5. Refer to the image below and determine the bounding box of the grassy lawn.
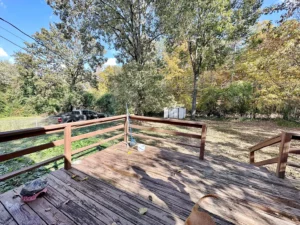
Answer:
[0,120,123,193]
[0,116,46,132]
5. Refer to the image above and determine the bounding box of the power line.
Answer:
[0,34,48,62]
[0,25,27,42]
[0,35,26,51]
[0,17,71,65]
[0,17,37,43]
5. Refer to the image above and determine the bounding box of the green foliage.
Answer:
[96,93,116,115]
[198,81,253,116]
[223,81,253,116]
[109,62,175,115]
[157,0,262,119]
[275,119,300,128]
[12,24,104,114]
[236,20,300,119]
[82,92,96,109]
[198,86,222,116]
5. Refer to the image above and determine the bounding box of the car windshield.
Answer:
[72,111,80,115]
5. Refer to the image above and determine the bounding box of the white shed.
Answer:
[164,107,186,119]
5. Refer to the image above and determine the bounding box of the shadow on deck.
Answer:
[1,142,299,225]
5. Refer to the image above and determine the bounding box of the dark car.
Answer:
[51,110,105,124]
[51,112,72,124]
[71,110,106,122]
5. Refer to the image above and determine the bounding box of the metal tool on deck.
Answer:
[126,104,136,147]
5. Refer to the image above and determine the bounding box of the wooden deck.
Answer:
[1,142,300,225]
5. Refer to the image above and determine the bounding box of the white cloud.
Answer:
[103,58,117,67]
[0,48,8,57]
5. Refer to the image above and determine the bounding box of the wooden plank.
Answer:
[200,124,207,160]
[249,135,282,152]
[98,147,300,199]
[130,115,205,128]
[0,202,17,225]
[0,139,64,163]
[64,125,72,170]
[52,169,181,225]
[276,132,293,178]
[73,151,299,224]
[289,148,300,154]
[0,128,64,143]
[72,118,124,130]
[131,124,202,139]
[287,162,300,168]
[12,186,77,225]
[81,156,300,223]
[46,174,133,225]
[0,114,126,143]
[44,185,105,225]
[102,144,300,200]
[95,147,300,217]
[71,125,124,142]
[72,133,123,155]
[254,157,279,167]
[0,190,46,225]
[250,151,255,163]
[70,114,126,127]
[0,155,64,182]
[132,132,200,148]
[289,132,300,140]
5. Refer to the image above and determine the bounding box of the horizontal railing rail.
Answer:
[0,114,207,182]
[249,131,300,178]
[128,115,207,160]
[0,115,126,182]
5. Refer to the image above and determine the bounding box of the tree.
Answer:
[15,24,104,112]
[157,0,262,119]
[96,93,116,115]
[162,43,193,110]
[109,62,175,115]
[0,61,18,92]
[235,20,300,119]
[264,0,300,22]
[48,0,162,66]
[48,0,166,114]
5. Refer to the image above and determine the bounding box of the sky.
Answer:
[0,0,283,66]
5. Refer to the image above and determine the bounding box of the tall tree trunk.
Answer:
[191,72,198,120]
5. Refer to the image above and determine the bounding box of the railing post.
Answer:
[199,125,207,160]
[250,151,255,164]
[276,132,292,179]
[64,125,72,170]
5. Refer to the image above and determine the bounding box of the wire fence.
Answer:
[0,117,55,132]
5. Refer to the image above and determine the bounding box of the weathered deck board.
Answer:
[79,148,300,220]
[0,202,17,225]
[0,142,299,225]
[72,142,300,225]
[0,190,47,225]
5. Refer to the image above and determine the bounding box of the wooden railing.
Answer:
[128,115,207,160]
[249,131,300,178]
[0,115,126,182]
[0,114,207,182]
